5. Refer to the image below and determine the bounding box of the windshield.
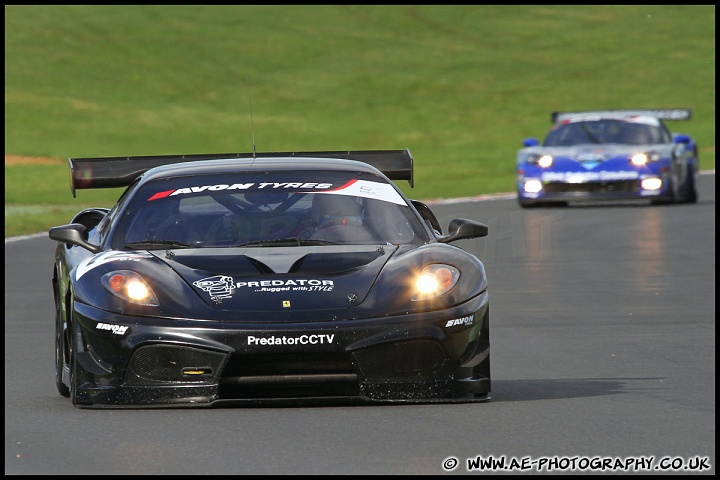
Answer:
[543,119,671,147]
[113,170,429,248]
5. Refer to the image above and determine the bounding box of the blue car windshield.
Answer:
[113,170,430,248]
[543,119,671,147]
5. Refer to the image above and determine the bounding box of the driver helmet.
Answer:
[311,193,364,227]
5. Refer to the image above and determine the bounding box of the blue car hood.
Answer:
[525,143,669,162]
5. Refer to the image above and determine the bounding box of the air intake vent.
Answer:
[125,344,228,386]
[353,340,450,380]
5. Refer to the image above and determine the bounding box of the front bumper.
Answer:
[517,178,672,204]
[517,165,673,204]
[71,292,490,408]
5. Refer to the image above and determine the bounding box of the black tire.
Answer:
[68,295,80,406]
[684,166,698,204]
[651,177,676,205]
[54,285,70,397]
[69,337,79,406]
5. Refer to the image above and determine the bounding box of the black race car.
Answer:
[49,149,491,408]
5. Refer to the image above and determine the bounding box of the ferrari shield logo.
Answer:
[282,300,291,308]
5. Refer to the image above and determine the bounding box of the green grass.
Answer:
[5,5,715,238]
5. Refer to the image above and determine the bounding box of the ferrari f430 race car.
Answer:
[516,109,699,207]
[49,149,491,408]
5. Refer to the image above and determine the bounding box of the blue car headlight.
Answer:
[631,150,662,166]
[526,153,553,167]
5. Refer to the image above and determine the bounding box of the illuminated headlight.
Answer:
[631,151,661,166]
[102,270,159,306]
[641,178,663,191]
[631,153,648,166]
[412,264,460,300]
[523,179,543,193]
[527,154,553,167]
[537,155,553,168]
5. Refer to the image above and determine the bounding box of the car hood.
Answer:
[523,144,666,161]
[150,245,397,311]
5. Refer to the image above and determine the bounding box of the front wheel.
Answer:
[683,166,698,204]
[68,295,81,406]
[69,332,79,406]
[651,177,676,205]
[54,286,70,397]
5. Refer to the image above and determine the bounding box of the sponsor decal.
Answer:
[192,276,336,300]
[147,179,406,205]
[236,279,335,293]
[316,179,406,205]
[445,315,474,328]
[580,161,601,170]
[193,275,235,300]
[76,251,152,280]
[96,323,129,335]
[248,334,336,345]
[577,153,606,162]
[542,171,639,183]
[148,182,334,201]
[577,153,607,170]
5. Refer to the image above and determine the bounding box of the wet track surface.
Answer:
[5,173,715,475]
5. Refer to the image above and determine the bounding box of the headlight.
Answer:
[102,270,159,306]
[631,153,648,166]
[526,154,553,167]
[631,151,661,166]
[641,178,662,190]
[412,264,460,300]
[537,155,553,168]
[523,179,543,193]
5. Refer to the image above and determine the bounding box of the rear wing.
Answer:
[552,109,692,123]
[68,149,414,197]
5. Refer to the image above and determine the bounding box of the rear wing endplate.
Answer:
[552,109,692,123]
[68,149,414,197]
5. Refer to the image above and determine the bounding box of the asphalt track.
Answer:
[5,173,715,475]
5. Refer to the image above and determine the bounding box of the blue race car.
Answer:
[516,109,699,207]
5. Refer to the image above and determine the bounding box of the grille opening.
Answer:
[353,340,449,379]
[544,180,639,194]
[219,353,359,399]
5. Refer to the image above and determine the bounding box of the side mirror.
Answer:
[673,134,691,144]
[439,218,489,244]
[49,223,101,254]
[523,138,540,147]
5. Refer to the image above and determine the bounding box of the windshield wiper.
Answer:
[231,237,337,247]
[124,240,195,250]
